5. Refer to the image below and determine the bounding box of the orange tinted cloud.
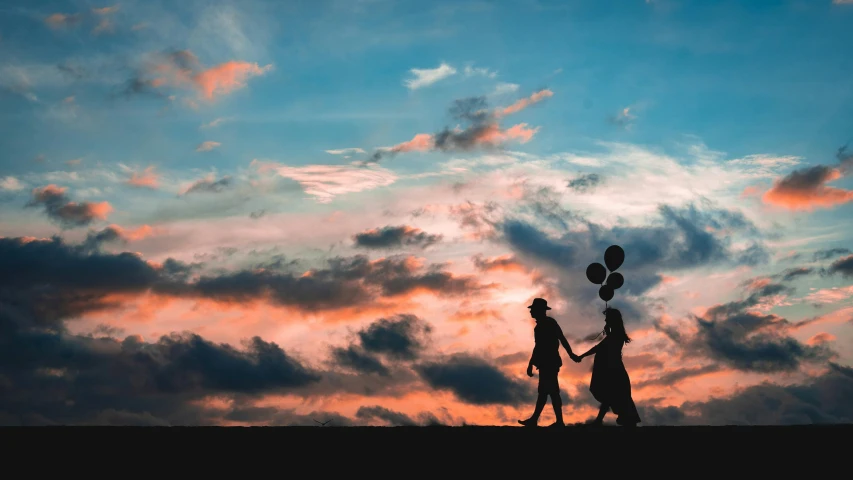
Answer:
[30,184,113,224]
[762,165,853,211]
[388,133,434,153]
[472,254,529,274]
[105,224,161,241]
[144,50,273,101]
[807,332,835,346]
[194,61,274,100]
[450,308,503,322]
[496,89,554,117]
[127,166,159,189]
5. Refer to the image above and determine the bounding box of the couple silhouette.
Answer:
[518,298,641,428]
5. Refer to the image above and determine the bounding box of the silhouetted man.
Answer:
[519,298,578,427]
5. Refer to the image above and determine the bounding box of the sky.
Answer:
[1,0,853,427]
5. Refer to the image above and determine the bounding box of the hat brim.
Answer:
[527,304,551,310]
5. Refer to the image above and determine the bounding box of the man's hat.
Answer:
[527,298,551,310]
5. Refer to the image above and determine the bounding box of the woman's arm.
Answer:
[579,341,602,359]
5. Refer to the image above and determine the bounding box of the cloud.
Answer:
[762,145,853,211]
[180,174,233,195]
[81,224,161,252]
[44,6,118,35]
[196,141,221,152]
[825,254,853,278]
[671,363,853,425]
[463,64,497,78]
[326,148,367,155]
[491,83,519,96]
[354,405,445,426]
[368,92,552,163]
[356,314,433,361]
[657,282,834,373]
[404,62,457,90]
[495,89,554,117]
[566,173,602,192]
[0,235,496,325]
[803,286,853,305]
[608,106,637,129]
[813,248,850,261]
[0,176,24,191]
[353,225,443,249]
[126,166,160,189]
[471,254,530,274]
[26,185,112,229]
[414,354,532,405]
[44,13,83,29]
[0,305,320,425]
[252,160,398,203]
[123,49,272,102]
[200,117,232,129]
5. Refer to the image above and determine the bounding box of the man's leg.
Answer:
[547,370,564,426]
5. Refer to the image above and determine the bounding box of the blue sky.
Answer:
[1,0,852,426]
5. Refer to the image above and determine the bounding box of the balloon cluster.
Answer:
[586,245,625,305]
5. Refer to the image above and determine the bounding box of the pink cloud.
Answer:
[495,89,554,117]
[803,286,853,305]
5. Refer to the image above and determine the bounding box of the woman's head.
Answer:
[603,308,631,343]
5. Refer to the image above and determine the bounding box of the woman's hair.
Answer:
[603,308,631,344]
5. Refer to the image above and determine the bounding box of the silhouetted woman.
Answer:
[575,308,641,427]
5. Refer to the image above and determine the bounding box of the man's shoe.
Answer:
[547,421,565,428]
[518,418,537,427]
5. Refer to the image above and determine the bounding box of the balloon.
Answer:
[598,285,614,302]
[586,263,606,284]
[607,272,624,290]
[604,245,625,271]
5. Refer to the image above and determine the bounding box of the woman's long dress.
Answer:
[589,334,642,424]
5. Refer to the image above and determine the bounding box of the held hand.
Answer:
[526,365,534,377]
[570,353,581,363]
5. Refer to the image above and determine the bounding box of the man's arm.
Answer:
[554,320,574,356]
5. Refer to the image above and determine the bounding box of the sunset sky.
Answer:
[2,0,853,426]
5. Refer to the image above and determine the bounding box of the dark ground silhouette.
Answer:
[5,425,849,470]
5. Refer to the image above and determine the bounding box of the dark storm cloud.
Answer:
[681,363,853,425]
[1,236,492,329]
[330,345,390,376]
[330,314,432,376]
[567,173,602,192]
[357,314,432,360]
[414,354,533,406]
[657,282,833,373]
[81,225,125,251]
[0,307,320,425]
[353,225,443,249]
[497,200,769,298]
[824,254,853,278]
[189,254,494,310]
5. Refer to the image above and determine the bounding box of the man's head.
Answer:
[527,297,551,318]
